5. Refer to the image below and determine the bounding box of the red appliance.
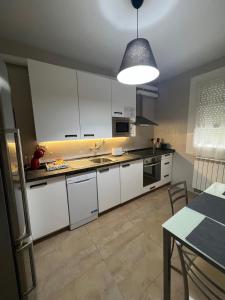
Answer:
[30,146,45,170]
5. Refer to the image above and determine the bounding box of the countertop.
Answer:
[25,148,175,182]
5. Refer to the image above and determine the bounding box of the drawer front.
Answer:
[161,163,172,175]
[161,173,171,184]
[161,165,172,184]
[142,180,161,193]
[161,159,172,168]
[161,153,173,163]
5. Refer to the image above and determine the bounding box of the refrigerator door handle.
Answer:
[16,237,37,297]
[14,129,32,243]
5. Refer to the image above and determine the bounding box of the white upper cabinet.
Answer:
[111,80,136,121]
[77,71,112,139]
[28,59,80,142]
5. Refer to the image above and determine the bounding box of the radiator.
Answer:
[192,157,225,191]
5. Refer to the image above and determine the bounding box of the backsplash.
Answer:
[34,127,153,163]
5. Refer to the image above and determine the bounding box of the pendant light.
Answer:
[117,0,159,85]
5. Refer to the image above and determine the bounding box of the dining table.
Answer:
[162,182,225,300]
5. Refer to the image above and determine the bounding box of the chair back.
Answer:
[176,241,225,300]
[168,181,188,215]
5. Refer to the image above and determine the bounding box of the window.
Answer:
[186,66,225,160]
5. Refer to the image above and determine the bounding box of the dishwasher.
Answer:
[66,171,98,230]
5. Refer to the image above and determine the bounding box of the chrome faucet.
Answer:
[90,139,105,156]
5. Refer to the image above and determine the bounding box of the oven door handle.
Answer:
[144,162,161,167]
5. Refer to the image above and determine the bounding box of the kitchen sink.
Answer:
[89,157,113,164]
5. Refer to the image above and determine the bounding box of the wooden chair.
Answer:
[176,240,225,300]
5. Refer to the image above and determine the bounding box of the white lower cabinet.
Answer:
[26,176,69,240]
[161,154,173,184]
[97,165,121,213]
[26,155,173,239]
[120,160,143,203]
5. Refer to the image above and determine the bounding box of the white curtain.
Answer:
[193,77,225,160]
[187,67,225,160]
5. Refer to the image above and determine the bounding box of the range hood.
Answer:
[135,115,158,126]
[135,85,159,126]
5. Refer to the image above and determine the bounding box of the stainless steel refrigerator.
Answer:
[0,60,36,299]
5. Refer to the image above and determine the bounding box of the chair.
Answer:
[176,241,225,300]
[167,181,189,259]
[168,181,188,216]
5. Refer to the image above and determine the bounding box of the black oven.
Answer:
[143,156,161,187]
[112,117,131,137]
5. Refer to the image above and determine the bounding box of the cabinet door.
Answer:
[97,165,121,212]
[111,80,136,120]
[28,59,80,142]
[26,176,69,240]
[77,71,112,139]
[120,160,143,203]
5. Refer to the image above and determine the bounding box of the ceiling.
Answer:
[0,0,225,81]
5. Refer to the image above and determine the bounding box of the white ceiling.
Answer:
[0,0,225,81]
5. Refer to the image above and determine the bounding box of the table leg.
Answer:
[163,228,171,300]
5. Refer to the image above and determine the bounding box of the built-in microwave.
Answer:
[112,117,131,137]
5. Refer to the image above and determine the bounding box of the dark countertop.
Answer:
[25,148,175,183]
[130,148,175,158]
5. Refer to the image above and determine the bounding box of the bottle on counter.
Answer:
[156,138,161,149]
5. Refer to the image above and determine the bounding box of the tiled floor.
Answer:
[32,186,205,300]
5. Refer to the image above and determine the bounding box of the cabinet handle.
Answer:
[99,168,109,173]
[164,174,169,178]
[164,154,170,157]
[75,178,92,184]
[144,162,161,167]
[164,162,170,165]
[122,163,130,168]
[150,186,156,190]
[114,112,123,115]
[65,134,77,138]
[30,182,47,189]
[84,134,95,137]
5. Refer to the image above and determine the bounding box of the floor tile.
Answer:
[33,185,201,300]
[54,262,124,300]
[105,233,162,284]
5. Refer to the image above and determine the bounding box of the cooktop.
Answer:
[132,148,173,158]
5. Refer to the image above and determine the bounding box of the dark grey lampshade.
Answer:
[117,38,159,85]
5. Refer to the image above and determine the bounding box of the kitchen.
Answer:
[1,1,225,300]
